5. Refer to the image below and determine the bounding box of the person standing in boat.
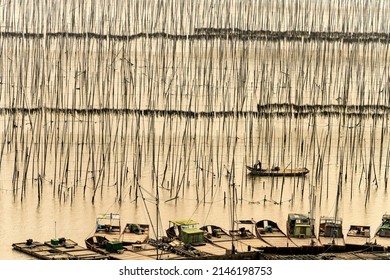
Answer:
[255,160,262,170]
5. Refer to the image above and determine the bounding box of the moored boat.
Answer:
[345,225,373,250]
[255,219,298,249]
[121,223,150,245]
[372,214,390,249]
[286,213,323,253]
[166,219,206,246]
[85,213,122,254]
[92,213,122,241]
[166,219,227,257]
[200,224,251,253]
[346,225,370,241]
[229,219,272,252]
[318,216,346,251]
[85,213,151,255]
[200,225,231,241]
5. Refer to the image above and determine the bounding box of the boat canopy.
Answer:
[234,219,256,225]
[320,216,342,224]
[288,213,310,224]
[96,213,120,227]
[170,219,199,226]
[377,214,390,237]
[169,219,205,245]
[382,214,390,221]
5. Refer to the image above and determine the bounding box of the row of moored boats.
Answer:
[83,213,390,258]
[13,213,390,259]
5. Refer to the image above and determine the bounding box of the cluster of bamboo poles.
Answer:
[0,0,388,34]
[1,107,389,207]
[0,1,388,210]
[0,37,389,111]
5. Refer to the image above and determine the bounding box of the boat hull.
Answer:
[246,166,309,176]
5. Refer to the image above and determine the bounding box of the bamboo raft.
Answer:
[12,238,108,260]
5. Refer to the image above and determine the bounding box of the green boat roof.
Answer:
[171,219,199,226]
[380,222,390,230]
[288,213,310,223]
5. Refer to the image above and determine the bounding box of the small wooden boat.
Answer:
[166,219,228,257]
[318,216,346,251]
[229,219,272,252]
[92,213,122,241]
[121,223,150,245]
[286,213,323,253]
[85,213,150,254]
[200,225,231,242]
[255,219,298,249]
[200,224,250,253]
[345,225,371,248]
[85,213,122,254]
[372,214,390,249]
[85,215,181,259]
[246,165,309,177]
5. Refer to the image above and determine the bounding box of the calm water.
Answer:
[0,0,389,259]
[1,114,389,259]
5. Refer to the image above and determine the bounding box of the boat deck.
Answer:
[194,243,227,256]
[168,239,228,258]
[103,243,184,260]
[319,236,345,248]
[12,239,108,260]
[345,225,370,247]
[255,220,299,248]
[121,233,149,244]
[345,236,370,246]
[371,236,390,249]
[257,229,298,248]
[93,231,121,243]
[208,239,231,250]
[121,223,150,244]
[260,236,298,248]
[230,228,272,250]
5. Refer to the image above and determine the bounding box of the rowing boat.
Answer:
[246,165,309,176]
